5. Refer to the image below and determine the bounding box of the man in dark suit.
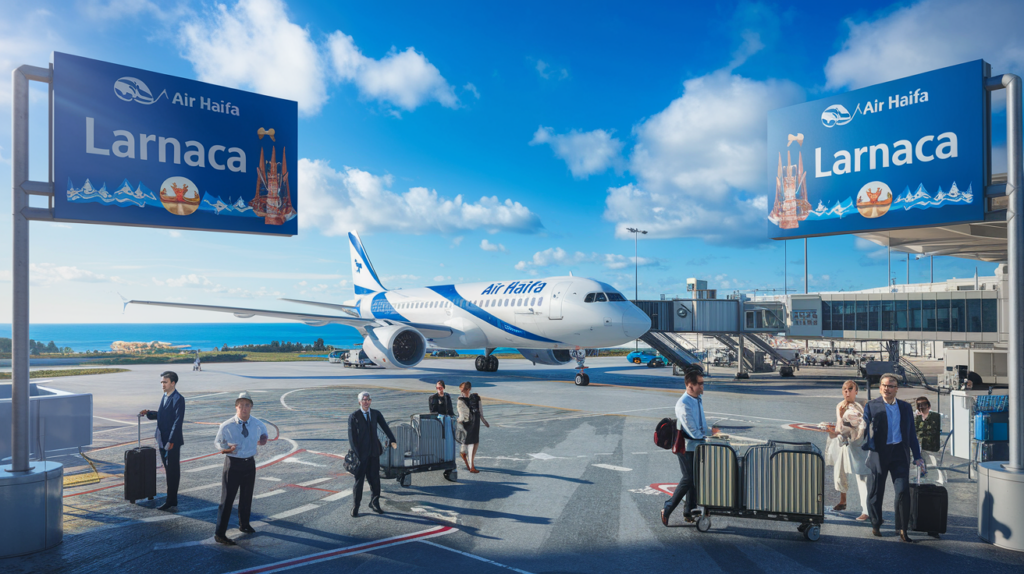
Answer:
[862,374,926,542]
[347,391,397,517]
[139,371,185,511]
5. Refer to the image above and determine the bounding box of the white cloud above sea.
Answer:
[530,126,624,179]
[825,0,1024,91]
[298,159,543,236]
[514,247,657,272]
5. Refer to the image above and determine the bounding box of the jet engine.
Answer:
[363,324,427,369]
[518,348,573,366]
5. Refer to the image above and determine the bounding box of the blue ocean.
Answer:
[0,323,365,353]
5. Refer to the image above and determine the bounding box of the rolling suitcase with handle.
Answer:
[910,467,947,536]
[124,414,157,504]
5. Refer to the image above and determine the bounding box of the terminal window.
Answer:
[821,297,996,334]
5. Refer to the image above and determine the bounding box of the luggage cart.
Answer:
[378,413,458,487]
[693,440,825,541]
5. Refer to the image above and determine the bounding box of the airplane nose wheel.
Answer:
[574,372,590,386]
[571,348,589,386]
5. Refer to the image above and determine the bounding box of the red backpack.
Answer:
[654,418,676,449]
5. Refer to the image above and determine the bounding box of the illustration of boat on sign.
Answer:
[250,144,295,226]
[159,179,201,216]
[855,181,893,219]
[769,146,812,230]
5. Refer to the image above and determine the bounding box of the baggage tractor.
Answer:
[124,415,157,504]
[910,469,948,536]
[694,442,740,510]
[379,414,458,487]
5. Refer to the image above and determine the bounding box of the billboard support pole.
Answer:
[978,73,1024,552]
[1,64,63,559]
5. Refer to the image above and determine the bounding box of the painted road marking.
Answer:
[93,416,138,426]
[411,506,459,523]
[258,477,282,482]
[628,486,664,496]
[221,525,456,574]
[186,392,229,400]
[267,503,320,521]
[178,482,221,494]
[322,489,353,502]
[185,464,222,473]
[650,483,677,496]
[592,464,631,472]
[528,453,557,460]
[253,489,285,500]
[297,477,332,487]
[279,388,306,411]
[154,538,216,551]
[419,540,534,574]
[282,457,326,467]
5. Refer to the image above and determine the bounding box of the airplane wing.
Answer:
[127,300,454,338]
[279,298,361,317]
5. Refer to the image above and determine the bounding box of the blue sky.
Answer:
[0,0,1022,323]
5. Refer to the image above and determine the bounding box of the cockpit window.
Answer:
[607,292,627,301]
[584,293,595,303]
[595,293,607,302]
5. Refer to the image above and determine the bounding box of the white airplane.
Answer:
[129,231,651,385]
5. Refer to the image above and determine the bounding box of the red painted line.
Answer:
[307,450,346,460]
[284,484,339,494]
[223,525,457,574]
[650,483,676,496]
[181,451,222,464]
[789,423,830,433]
[265,420,281,441]
[65,482,124,497]
[256,449,306,470]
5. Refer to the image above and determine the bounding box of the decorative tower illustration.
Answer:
[769,148,811,230]
[250,134,295,226]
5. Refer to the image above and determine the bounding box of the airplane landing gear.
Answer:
[571,348,589,386]
[475,354,499,372]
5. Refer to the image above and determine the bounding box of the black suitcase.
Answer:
[124,414,157,504]
[909,480,948,536]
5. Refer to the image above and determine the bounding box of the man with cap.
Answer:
[348,391,397,517]
[139,370,185,511]
[213,391,269,545]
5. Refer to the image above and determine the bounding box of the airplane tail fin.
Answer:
[349,231,387,295]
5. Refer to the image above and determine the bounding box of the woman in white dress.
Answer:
[827,380,870,520]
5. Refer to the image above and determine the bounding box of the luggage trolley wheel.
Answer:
[574,373,590,386]
[696,515,712,533]
[802,524,820,541]
[443,469,458,482]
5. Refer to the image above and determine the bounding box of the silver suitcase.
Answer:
[379,423,419,469]
[769,450,824,516]
[412,415,445,464]
[694,442,740,510]
[744,443,775,512]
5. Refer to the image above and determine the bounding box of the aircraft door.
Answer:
[548,281,572,320]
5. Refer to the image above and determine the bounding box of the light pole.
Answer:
[626,227,647,350]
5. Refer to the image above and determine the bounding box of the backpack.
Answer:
[654,418,676,449]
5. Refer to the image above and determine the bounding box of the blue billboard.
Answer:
[53,52,298,235]
[767,60,986,240]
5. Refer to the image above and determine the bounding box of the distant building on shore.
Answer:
[111,341,191,353]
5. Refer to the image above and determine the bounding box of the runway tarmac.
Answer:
[5,357,1023,573]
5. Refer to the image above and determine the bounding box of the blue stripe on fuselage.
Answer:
[369,292,408,321]
[428,285,560,344]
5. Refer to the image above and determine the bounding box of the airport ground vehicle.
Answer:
[431,349,459,357]
[342,349,376,368]
[627,350,666,367]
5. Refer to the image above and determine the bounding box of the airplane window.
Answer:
[595,293,607,302]
[607,292,627,301]
[531,297,536,306]
[517,298,523,306]
[584,293,595,303]
[538,297,543,306]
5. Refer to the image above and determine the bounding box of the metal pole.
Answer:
[634,231,638,350]
[907,255,910,285]
[888,244,891,291]
[804,238,808,294]
[10,67,31,473]
[784,240,787,296]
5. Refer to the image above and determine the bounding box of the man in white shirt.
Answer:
[212,392,268,545]
[662,369,707,526]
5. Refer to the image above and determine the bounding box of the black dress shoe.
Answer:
[872,527,882,537]
[238,525,256,534]
[899,530,915,543]
[214,534,236,546]
[351,508,359,517]
[660,509,669,527]
[157,502,177,511]
[369,502,384,515]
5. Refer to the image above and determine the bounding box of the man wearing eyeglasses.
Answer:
[347,391,397,517]
[661,369,707,526]
[862,374,926,542]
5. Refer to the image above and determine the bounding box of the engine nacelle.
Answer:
[518,348,573,366]
[363,325,427,369]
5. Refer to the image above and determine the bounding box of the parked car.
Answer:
[431,349,459,357]
[342,349,376,368]
[627,350,666,367]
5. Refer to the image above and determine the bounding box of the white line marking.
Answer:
[267,503,320,521]
[154,538,216,550]
[93,416,137,426]
[254,489,285,500]
[592,464,631,472]
[178,482,220,494]
[528,453,557,460]
[255,438,300,468]
[186,391,228,400]
[297,477,332,487]
[419,540,534,574]
[185,464,222,473]
[283,457,325,467]
[322,489,352,502]
[279,388,305,411]
[258,477,281,482]
[707,410,812,425]
[631,452,649,455]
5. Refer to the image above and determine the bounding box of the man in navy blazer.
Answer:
[862,374,925,542]
[139,371,185,510]
[347,391,397,517]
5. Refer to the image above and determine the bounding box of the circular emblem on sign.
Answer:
[159,176,201,216]
[677,306,689,318]
[855,181,893,219]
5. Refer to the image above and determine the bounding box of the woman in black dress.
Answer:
[457,381,489,473]
[428,380,455,416]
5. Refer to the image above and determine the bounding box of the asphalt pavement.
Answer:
[4,357,1023,573]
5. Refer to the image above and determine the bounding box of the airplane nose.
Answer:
[622,306,651,340]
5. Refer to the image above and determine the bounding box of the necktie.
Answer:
[241,421,249,438]
[364,411,370,423]
[697,397,705,435]
[160,395,166,409]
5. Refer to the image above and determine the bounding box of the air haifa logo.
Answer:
[821,89,930,128]
[114,77,167,105]
[113,76,240,116]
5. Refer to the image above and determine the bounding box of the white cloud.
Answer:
[154,274,213,288]
[514,247,658,272]
[179,0,328,116]
[299,160,543,235]
[30,263,107,285]
[0,12,64,106]
[167,230,181,238]
[825,0,1024,91]
[605,70,802,245]
[79,0,181,22]
[451,236,464,248]
[480,239,506,252]
[433,275,448,282]
[328,31,458,114]
[530,126,624,179]
[463,82,480,99]
[535,60,568,80]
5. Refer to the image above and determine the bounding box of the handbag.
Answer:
[455,422,468,444]
[671,427,687,455]
[343,449,360,474]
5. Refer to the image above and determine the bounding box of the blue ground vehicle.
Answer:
[627,350,666,367]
